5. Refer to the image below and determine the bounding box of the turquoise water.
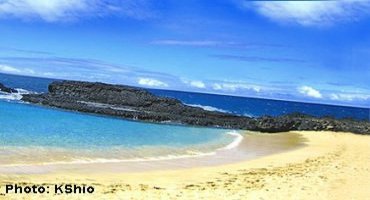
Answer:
[0,100,235,165]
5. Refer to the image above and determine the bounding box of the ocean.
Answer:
[0,73,369,166]
[1,73,369,121]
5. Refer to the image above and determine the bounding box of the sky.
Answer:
[0,0,369,107]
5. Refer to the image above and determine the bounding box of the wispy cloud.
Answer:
[151,40,285,49]
[138,77,168,87]
[0,64,35,75]
[298,86,322,98]
[243,0,370,26]
[0,55,177,87]
[212,82,262,93]
[211,54,306,63]
[0,64,21,73]
[1,55,368,107]
[330,93,370,102]
[0,56,130,73]
[0,56,176,80]
[0,47,51,55]
[151,40,220,47]
[182,79,206,89]
[0,0,155,22]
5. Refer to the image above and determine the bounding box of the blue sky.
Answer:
[0,0,369,107]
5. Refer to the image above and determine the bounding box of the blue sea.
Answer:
[0,73,369,165]
[1,73,369,120]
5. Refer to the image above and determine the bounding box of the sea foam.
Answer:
[218,131,244,150]
[185,104,230,113]
[0,92,22,101]
[0,88,31,101]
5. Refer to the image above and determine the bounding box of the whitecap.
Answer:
[185,104,230,113]
[15,88,31,94]
[218,131,243,150]
[0,92,23,101]
[0,88,33,101]
[242,113,256,118]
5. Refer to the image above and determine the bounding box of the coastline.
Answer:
[2,131,369,199]
[0,131,304,174]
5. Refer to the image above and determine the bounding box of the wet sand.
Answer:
[1,131,369,199]
[0,131,304,174]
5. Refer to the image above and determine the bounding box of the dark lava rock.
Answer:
[21,81,370,134]
[0,83,17,93]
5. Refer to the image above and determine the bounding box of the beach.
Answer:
[1,131,369,200]
[1,1,369,199]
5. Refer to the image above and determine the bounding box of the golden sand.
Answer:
[1,131,369,200]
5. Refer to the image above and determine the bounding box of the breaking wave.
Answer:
[0,88,32,101]
[185,104,230,113]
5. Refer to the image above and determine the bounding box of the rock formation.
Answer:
[17,81,369,134]
[0,83,17,93]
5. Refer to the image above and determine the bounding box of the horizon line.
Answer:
[1,72,369,110]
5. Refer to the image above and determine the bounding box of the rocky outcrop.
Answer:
[21,81,256,130]
[252,113,369,134]
[0,83,17,93]
[19,81,370,134]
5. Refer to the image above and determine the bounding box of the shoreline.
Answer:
[1,131,369,199]
[0,135,234,169]
[0,131,304,174]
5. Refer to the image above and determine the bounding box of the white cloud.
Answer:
[189,81,206,89]
[42,72,55,76]
[330,93,370,101]
[247,0,370,26]
[24,68,35,74]
[0,64,40,76]
[0,64,21,73]
[182,79,206,89]
[0,0,154,22]
[138,77,168,87]
[0,0,90,22]
[298,86,322,98]
[212,82,261,92]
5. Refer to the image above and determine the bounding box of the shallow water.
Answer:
[0,131,305,174]
[0,100,236,165]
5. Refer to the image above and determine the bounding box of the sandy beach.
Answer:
[1,131,369,200]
